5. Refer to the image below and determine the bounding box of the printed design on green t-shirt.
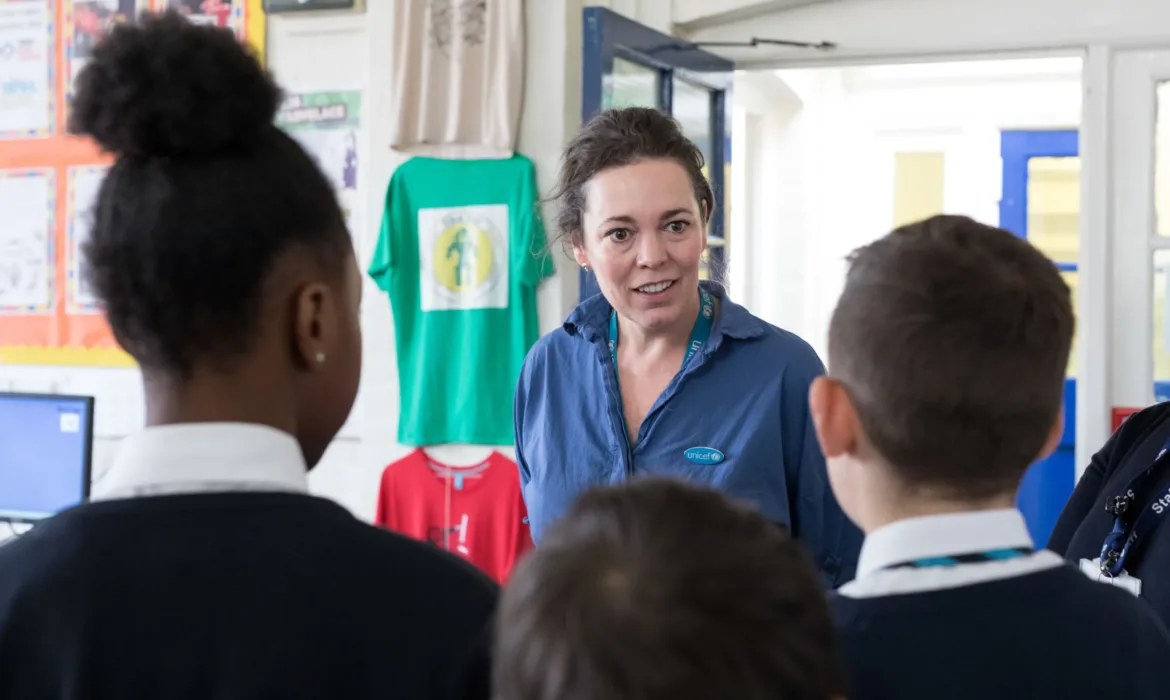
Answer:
[418,204,510,311]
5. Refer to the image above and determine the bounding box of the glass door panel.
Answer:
[673,77,713,166]
[673,76,719,279]
[1000,130,1080,547]
[1027,157,1080,264]
[1156,82,1170,238]
[606,57,661,110]
[1154,249,1170,401]
[1027,155,1081,378]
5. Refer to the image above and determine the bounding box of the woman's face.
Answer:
[575,158,706,333]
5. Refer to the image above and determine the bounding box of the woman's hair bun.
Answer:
[69,11,280,159]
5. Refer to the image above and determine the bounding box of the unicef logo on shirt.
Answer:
[684,446,725,465]
[418,204,510,312]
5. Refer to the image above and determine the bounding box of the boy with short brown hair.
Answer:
[813,214,1170,700]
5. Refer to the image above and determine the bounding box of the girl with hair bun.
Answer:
[0,12,496,700]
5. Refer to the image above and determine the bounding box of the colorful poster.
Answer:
[276,90,362,237]
[263,0,354,11]
[66,1,138,104]
[244,0,263,61]
[67,165,106,312]
[164,0,241,32]
[0,0,266,367]
[0,168,55,313]
[0,0,54,139]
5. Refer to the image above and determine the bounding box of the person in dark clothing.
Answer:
[0,12,496,700]
[812,215,1170,700]
[1049,402,1170,626]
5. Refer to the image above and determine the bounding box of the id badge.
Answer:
[1079,558,1143,597]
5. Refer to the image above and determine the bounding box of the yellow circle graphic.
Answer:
[433,222,495,293]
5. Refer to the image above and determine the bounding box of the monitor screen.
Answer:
[0,393,94,521]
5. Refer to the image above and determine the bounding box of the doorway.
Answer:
[580,8,1170,557]
[732,57,1085,545]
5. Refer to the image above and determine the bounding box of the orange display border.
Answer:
[0,0,265,367]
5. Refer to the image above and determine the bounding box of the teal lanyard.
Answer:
[607,287,715,385]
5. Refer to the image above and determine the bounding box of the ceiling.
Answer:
[674,0,841,33]
[673,0,845,65]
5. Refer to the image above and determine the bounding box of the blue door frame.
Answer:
[999,129,1079,547]
[580,7,734,301]
[1004,131,1170,544]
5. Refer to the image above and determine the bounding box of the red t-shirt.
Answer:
[374,449,532,583]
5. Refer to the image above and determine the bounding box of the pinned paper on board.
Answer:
[66,1,140,105]
[276,90,363,239]
[0,0,267,367]
[67,165,107,312]
[164,0,242,32]
[0,168,55,313]
[0,0,54,139]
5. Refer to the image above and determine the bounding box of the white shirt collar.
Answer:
[855,509,1035,579]
[92,423,308,501]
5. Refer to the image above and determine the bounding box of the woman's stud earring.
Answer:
[315,352,326,364]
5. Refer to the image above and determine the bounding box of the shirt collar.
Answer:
[564,280,768,343]
[92,422,308,501]
[855,509,1034,579]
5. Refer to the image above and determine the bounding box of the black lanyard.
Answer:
[881,547,1034,571]
[1098,437,1170,577]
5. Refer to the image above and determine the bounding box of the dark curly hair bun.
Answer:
[69,10,280,159]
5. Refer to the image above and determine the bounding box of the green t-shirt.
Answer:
[368,155,553,446]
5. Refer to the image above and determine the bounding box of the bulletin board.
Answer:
[0,0,266,367]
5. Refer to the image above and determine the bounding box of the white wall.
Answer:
[730,71,818,338]
[673,0,838,31]
[588,0,673,34]
[736,59,1083,359]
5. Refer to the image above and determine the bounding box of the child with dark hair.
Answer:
[495,478,845,700]
[0,12,495,700]
[813,214,1170,700]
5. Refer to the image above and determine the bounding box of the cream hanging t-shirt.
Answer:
[390,0,523,159]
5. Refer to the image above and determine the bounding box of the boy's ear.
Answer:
[809,376,859,459]
[1036,405,1066,462]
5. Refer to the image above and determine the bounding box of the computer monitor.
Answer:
[0,393,94,522]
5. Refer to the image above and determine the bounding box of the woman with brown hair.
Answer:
[513,107,862,587]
